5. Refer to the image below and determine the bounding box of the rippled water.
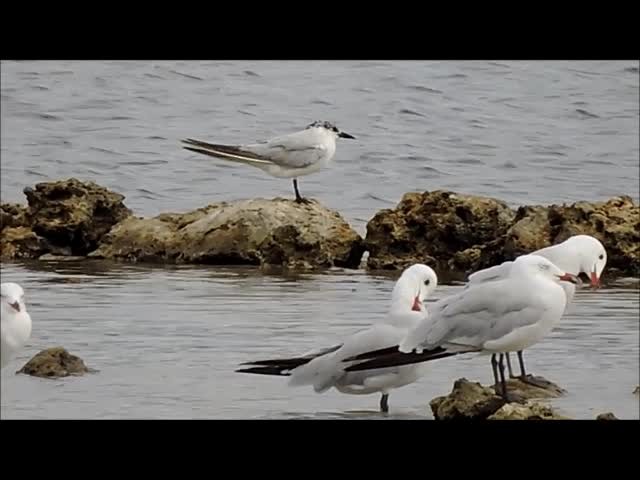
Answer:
[1,61,639,419]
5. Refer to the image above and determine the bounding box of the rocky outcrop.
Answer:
[430,378,507,419]
[24,178,132,255]
[1,178,132,260]
[365,191,639,276]
[365,191,515,271]
[503,196,639,275]
[89,198,365,269]
[17,347,95,378]
[430,378,568,420]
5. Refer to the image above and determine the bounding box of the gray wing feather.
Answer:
[406,279,548,350]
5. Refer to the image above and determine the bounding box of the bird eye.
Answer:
[424,279,430,286]
[598,254,604,260]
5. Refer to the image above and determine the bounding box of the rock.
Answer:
[1,203,29,230]
[0,226,49,260]
[430,378,568,420]
[24,178,132,256]
[90,198,365,269]
[494,375,567,400]
[489,402,569,420]
[430,378,507,419]
[365,191,516,270]
[365,192,639,276]
[596,412,618,420]
[507,196,639,276]
[634,385,639,395]
[17,347,95,378]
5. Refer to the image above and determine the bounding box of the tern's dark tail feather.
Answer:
[181,138,272,164]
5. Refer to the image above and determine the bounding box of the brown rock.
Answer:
[493,375,567,400]
[1,203,29,231]
[89,198,365,269]
[507,196,639,275]
[596,412,618,420]
[365,191,516,271]
[24,178,132,256]
[430,378,507,420]
[17,347,95,378]
[489,402,569,420]
[0,226,49,260]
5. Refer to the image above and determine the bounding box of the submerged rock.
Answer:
[634,385,639,395]
[595,412,619,420]
[366,191,515,271]
[430,378,568,420]
[17,347,95,378]
[90,198,365,269]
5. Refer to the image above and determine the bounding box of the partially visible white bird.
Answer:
[182,120,356,204]
[1,282,32,369]
[466,234,608,383]
[343,255,579,401]
[236,263,441,413]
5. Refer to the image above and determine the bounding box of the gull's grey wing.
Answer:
[403,278,551,351]
[466,261,514,285]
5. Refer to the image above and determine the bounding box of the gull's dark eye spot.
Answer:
[424,279,430,286]
[598,254,604,260]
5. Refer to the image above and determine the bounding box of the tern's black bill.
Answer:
[338,132,356,139]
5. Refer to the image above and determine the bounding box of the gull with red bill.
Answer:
[343,255,580,402]
[1,282,32,369]
[236,263,439,413]
[465,234,607,385]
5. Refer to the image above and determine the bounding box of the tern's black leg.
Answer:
[380,393,389,413]
[293,179,311,204]
[506,353,515,378]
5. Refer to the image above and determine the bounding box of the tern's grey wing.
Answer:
[403,279,549,350]
[243,129,330,169]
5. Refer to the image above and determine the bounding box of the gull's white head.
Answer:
[1,282,26,314]
[391,263,439,312]
[511,255,579,285]
[305,120,356,140]
[563,235,607,288]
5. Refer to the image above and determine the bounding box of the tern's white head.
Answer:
[511,254,579,286]
[1,282,26,314]
[305,120,356,140]
[561,235,607,288]
[390,263,439,313]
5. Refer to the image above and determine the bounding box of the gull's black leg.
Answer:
[498,354,508,399]
[491,354,500,392]
[380,393,389,413]
[506,353,515,378]
[518,350,527,377]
